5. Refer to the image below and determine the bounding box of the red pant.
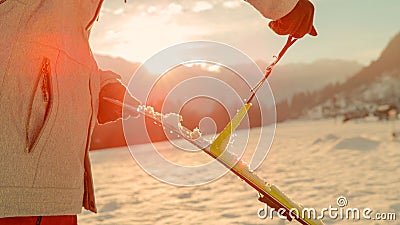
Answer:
[0,215,77,225]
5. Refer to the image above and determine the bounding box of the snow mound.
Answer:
[333,137,380,151]
[312,134,339,145]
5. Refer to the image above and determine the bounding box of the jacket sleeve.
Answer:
[245,0,299,20]
[97,70,125,124]
[99,69,122,88]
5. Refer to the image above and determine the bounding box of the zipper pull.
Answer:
[41,58,50,102]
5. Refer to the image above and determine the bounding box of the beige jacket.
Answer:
[0,0,117,217]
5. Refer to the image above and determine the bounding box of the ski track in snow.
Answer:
[79,119,400,225]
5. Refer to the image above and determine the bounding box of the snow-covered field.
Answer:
[79,119,400,225]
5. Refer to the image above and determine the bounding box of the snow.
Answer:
[137,105,161,120]
[189,127,202,139]
[79,119,400,225]
[161,113,183,131]
[138,105,203,140]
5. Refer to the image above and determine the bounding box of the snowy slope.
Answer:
[79,119,400,225]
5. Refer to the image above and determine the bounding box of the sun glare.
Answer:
[90,3,209,63]
[183,62,221,73]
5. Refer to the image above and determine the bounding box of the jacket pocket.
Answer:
[25,57,53,153]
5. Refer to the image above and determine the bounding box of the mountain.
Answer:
[339,32,400,96]
[258,59,363,103]
[298,32,400,120]
[90,53,367,149]
[94,54,363,104]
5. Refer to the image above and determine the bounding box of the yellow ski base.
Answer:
[210,103,252,156]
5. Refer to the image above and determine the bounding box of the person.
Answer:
[245,0,317,38]
[0,0,316,224]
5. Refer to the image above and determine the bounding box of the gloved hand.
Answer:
[98,81,141,124]
[269,0,317,38]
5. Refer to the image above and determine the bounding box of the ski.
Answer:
[104,97,325,225]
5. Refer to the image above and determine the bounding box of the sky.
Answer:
[89,0,400,66]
